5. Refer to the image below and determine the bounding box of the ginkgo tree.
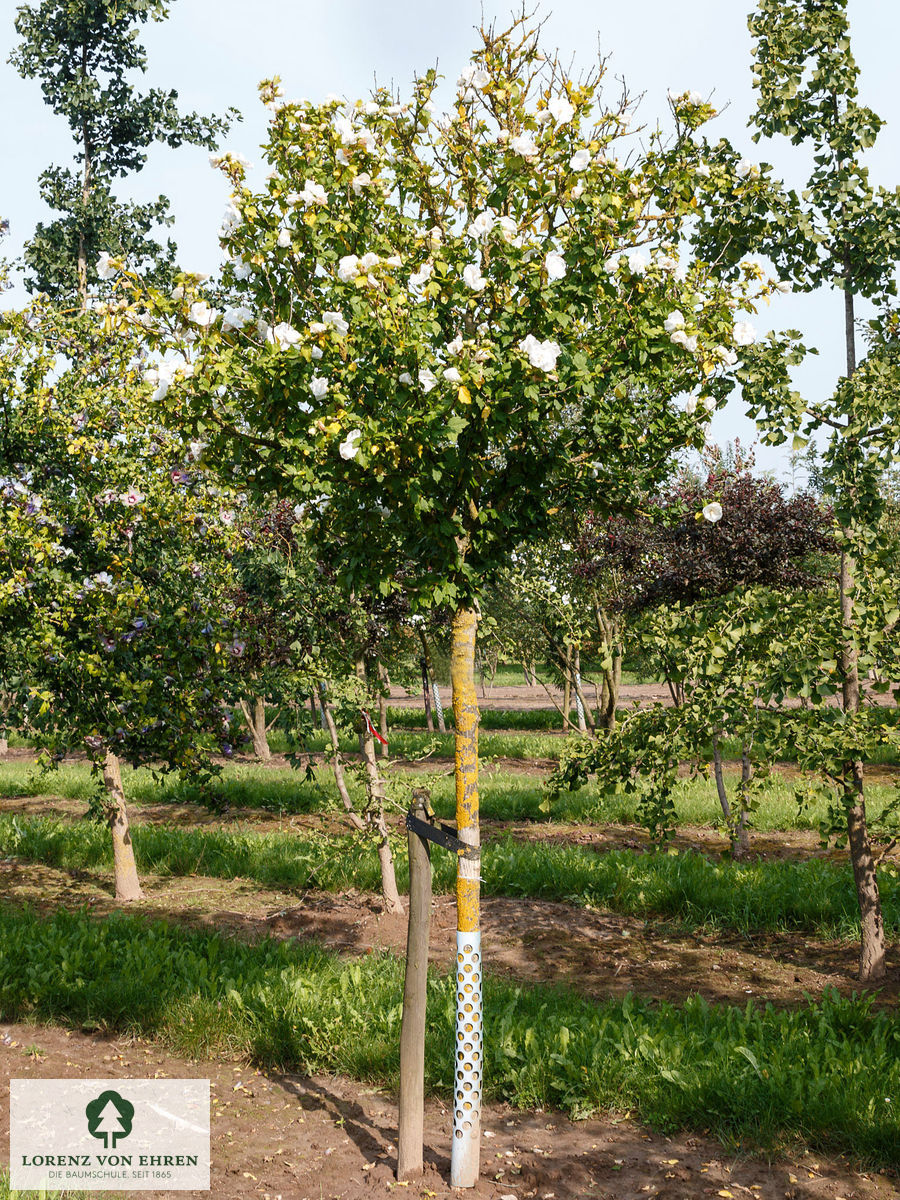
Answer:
[129,13,782,1185]
[692,0,900,982]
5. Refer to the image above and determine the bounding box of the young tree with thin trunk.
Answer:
[138,14,782,1184]
[694,0,900,980]
[225,498,408,907]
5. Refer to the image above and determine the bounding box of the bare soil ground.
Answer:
[2,1020,898,1200]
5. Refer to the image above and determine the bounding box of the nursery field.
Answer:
[7,0,900,1192]
[2,703,900,1200]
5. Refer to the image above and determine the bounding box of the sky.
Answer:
[1,0,898,484]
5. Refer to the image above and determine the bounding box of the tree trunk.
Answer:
[419,633,447,733]
[840,548,886,981]
[356,659,403,915]
[573,649,587,733]
[0,692,9,755]
[102,751,143,902]
[593,602,621,731]
[397,792,433,1181]
[712,732,751,858]
[735,743,752,859]
[608,651,622,730]
[449,606,481,1188]
[572,656,595,733]
[240,696,272,762]
[377,663,390,758]
[711,732,732,826]
[421,655,434,733]
[561,645,572,732]
[320,692,365,832]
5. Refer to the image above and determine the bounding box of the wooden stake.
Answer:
[397,792,433,1180]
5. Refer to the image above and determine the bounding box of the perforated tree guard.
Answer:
[450,930,482,1185]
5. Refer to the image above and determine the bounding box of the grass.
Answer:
[549,770,900,832]
[6,708,900,766]
[0,760,335,814]
[0,1173,124,1200]
[1,753,900,849]
[386,706,571,732]
[463,662,645,689]
[299,728,565,761]
[3,812,900,940]
[484,839,900,939]
[0,904,897,1165]
[8,755,898,833]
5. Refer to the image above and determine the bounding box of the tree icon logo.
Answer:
[85,1090,135,1149]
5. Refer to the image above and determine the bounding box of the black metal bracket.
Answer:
[406,810,475,857]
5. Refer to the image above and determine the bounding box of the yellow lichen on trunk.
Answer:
[451,606,480,933]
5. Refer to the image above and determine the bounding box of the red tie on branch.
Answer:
[362,709,388,746]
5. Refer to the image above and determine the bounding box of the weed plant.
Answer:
[0,906,897,1165]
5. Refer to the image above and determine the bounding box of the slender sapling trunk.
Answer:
[561,644,572,732]
[840,548,886,981]
[356,659,403,915]
[320,691,365,832]
[450,606,481,1188]
[838,275,886,982]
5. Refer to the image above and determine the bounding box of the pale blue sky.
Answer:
[2,0,898,481]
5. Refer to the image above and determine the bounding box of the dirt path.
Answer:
[1,1021,897,1200]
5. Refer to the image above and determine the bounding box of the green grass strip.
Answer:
[0,1172,128,1200]
[2,813,900,940]
[0,1171,123,1200]
[5,757,900,834]
[0,905,898,1165]
[484,840,900,938]
[386,706,570,732]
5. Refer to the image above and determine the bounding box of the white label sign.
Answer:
[10,1079,210,1191]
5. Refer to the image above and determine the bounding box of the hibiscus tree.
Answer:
[134,14,782,1185]
[0,303,242,901]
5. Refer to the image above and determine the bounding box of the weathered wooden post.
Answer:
[397,791,433,1180]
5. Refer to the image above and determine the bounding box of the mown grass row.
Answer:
[0,905,897,1164]
[3,757,899,835]
[3,812,899,940]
